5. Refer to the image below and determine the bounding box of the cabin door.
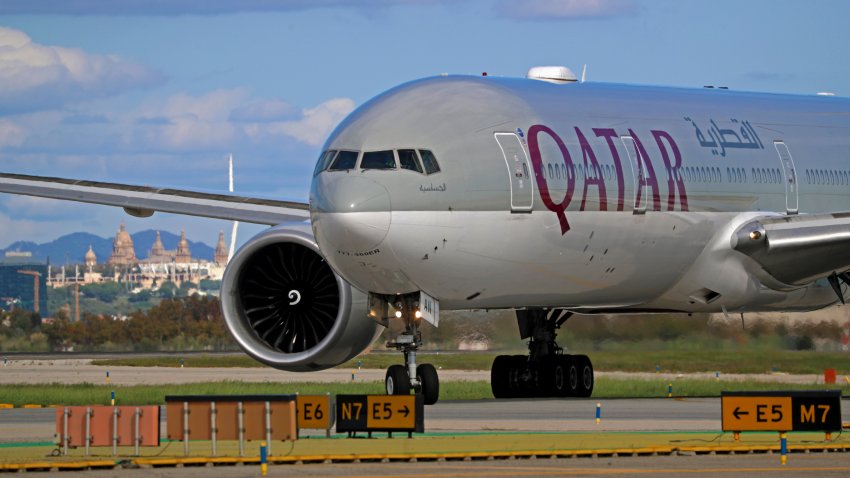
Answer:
[619,136,647,214]
[774,141,799,215]
[495,133,534,212]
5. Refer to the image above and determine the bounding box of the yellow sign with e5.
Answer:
[336,394,424,434]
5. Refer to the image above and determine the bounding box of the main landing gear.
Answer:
[491,309,594,398]
[381,293,440,405]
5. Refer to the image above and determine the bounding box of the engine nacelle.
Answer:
[220,225,379,371]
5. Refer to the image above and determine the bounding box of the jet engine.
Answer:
[220,225,378,371]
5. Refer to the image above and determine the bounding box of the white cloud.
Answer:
[0,196,74,220]
[496,0,638,20]
[0,27,162,113]
[230,99,296,123]
[0,0,454,15]
[0,119,27,148]
[271,98,356,146]
[131,89,249,151]
[129,91,354,150]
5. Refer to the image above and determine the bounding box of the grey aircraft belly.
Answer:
[2,67,850,403]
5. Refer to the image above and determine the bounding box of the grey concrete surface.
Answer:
[3,396,850,442]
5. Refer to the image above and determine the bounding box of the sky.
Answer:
[0,0,848,251]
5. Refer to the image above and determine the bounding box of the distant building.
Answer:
[0,252,48,315]
[108,223,137,266]
[215,231,228,265]
[50,224,226,290]
[140,230,194,266]
[175,231,192,264]
[85,245,97,269]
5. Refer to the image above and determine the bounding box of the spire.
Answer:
[175,230,192,263]
[215,231,228,265]
[149,231,166,258]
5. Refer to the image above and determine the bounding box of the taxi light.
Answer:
[395,311,402,318]
[415,310,422,319]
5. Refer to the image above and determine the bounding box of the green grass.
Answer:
[2,378,847,407]
[92,348,850,375]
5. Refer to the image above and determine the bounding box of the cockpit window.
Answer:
[313,150,337,176]
[419,149,441,175]
[328,150,358,171]
[398,149,423,173]
[360,150,396,170]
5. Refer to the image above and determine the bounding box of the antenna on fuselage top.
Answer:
[227,154,239,263]
[580,64,587,83]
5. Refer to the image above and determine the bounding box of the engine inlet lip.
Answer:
[220,225,353,368]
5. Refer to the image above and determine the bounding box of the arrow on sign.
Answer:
[398,405,410,418]
[733,407,749,420]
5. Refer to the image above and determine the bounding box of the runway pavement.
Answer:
[0,359,846,441]
[0,358,830,386]
[2,396,849,443]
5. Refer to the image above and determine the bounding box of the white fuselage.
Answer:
[310,76,850,314]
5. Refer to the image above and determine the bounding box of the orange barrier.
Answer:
[825,368,837,384]
[55,406,160,456]
[165,395,297,457]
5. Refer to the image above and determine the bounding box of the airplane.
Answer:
[2,65,850,405]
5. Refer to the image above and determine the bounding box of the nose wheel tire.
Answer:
[416,363,439,405]
[385,364,410,396]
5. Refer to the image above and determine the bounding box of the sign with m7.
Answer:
[721,391,841,432]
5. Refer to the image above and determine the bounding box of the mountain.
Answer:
[1,230,215,264]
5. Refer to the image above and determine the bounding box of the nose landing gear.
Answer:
[378,293,440,405]
[491,309,593,398]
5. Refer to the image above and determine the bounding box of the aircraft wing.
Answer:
[0,172,309,226]
[733,212,850,286]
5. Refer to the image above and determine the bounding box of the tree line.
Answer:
[1,296,236,352]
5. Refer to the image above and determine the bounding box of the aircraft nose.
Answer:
[311,175,391,252]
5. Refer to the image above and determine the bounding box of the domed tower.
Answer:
[214,231,228,265]
[108,223,137,265]
[85,245,97,270]
[149,231,166,259]
[175,230,192,264]
[85,245,97,266]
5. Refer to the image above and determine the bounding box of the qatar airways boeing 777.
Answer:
[2,66,850,405]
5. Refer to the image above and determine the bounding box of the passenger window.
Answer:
[398,149,423,173]
[328,150,358,171]
[361,150,396,170]
[314,150,337,176]
[419,150,441,175]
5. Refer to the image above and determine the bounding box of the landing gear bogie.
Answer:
[491,309,594,399]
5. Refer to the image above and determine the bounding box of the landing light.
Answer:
[415,310,422,319]
[749,231,762,240]
[395,311,402,318]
